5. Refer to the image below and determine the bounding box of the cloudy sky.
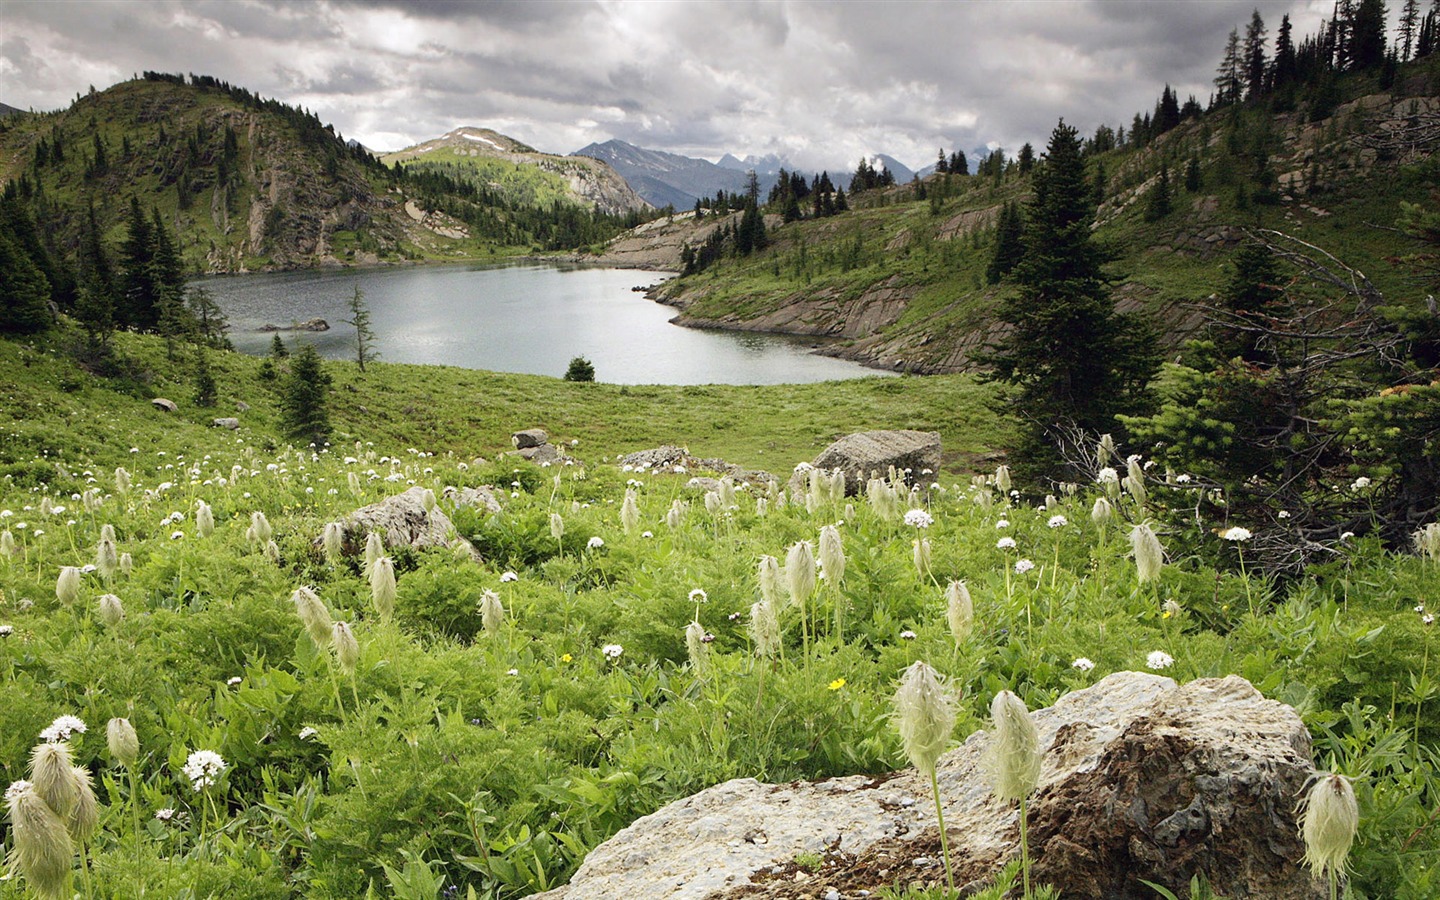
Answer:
[2,0,1348,172]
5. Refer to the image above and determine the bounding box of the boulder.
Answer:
[323,486,481,561]
[809,430,941,494]
[512,428,549,450]
[619,446,778,490]
[212,417,240,430]
[516,443,562,465]
[532,673,1322,900]
[443,486,503,513]
[151,398,178,412]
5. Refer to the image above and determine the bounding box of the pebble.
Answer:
[825,890,840,900]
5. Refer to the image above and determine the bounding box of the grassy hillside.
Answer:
[0,328,1435,899]
[650,56,1440,374]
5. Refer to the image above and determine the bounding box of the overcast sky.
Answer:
[2,0,1351,172]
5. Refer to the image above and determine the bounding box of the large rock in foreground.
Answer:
[811,429,941,492]
[534,673,1321,900]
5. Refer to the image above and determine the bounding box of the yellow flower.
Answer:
[560,653,573,663]
[828,678,846,691]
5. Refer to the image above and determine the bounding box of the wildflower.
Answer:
[479,590,505,635]
[56,566,81,608]
[40,716,87,744]
[1047,515,1068,529]
[1130,523,1165,584]
[819,524,846,584]
[1146,650,1174,670]
[7,781,73,899]
[68,765,98,844]
[904,508,933,528]
[1072,657,1095,672]
[370,556,397,621]
[560,653,573,663]
[500,571,518,582]
[586,536,604,550]
[913,537,932,576]
[1014,558,1035,575]
[641,529,654,538]
[688,588,708,605]
[291,587,333,647]
[945,580,973,645]
[1278,510,1291,519]
[1096,467,1118,485]
[601,643,624,661]
[1162,599,1182,619]
[0,625,13,637]
[995,518,1010,529]
[758,555,782,606]
[828,678,846,691]
[227,676,242,686]
[332,622,360,675]
[299,727,318,740]
[996,536,1017,551]
[1221,526,1252,542]
[749,600,781,660]
[98,593,124,626]
[1095,433,1116,466]
[246,511,273,544]
[95,537,118,581]
[182,750,227,791]
[29,742,79,818]
[322,522,345,561]
[195,500,215,538]
[6,779,32,801]
[1424,614,1435,626]
[994,465,1011,493]
[685,621,710,675]
[1091,497,1113,527]
[107,719,138,768]
[1350,476,1371,491]
[154,808,176,822]
[118,553,133,576]
[620,489,640,534]
[785,541,817,607]
[987,691,1041,804]
[1413,522,1440,561]
[0,530,14,558]
[1299,772,1358,885]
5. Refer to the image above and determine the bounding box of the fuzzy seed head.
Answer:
[818,525,845,586]
[291,587,333,647]
[912,537,931,577]
[758,555,781,607]
[248,511,272,544]
[1414,522,1440,561]
[421,488,437,516]
[370,556,397,622]
[704,491,722,515]
[784,541,816,609]
[1091,497,1114,527]
[1,529,15,558]
[1300,772,1358,880]
[364,531,385,572]
[549,513,565,541]
[1095,433,1116,467]
[107,718,138,768]
[719,477,737,509]
[114,466,131,494]
[263,539,281,564]
[95,538,118,580]
[195,500,215,538]
[7,783,73,900]
[1122,473,1148,507]
[988,690,1042,803]
[314,523,340,563]
[620,489,640,535]
[994,465,1012,494]
[755,496,769,517]
[118,552,133,577]
[479,589,505,635]
[666,500,685,530]
[892,661,956,777]
[29,742,79,819]
[98,593,124,627]
[56,566,81,607]
[99,524,116,543]
[67,765,98,844]
[945,580,974,646]
[1129,522,1165,584]
[685,620,710,675]
[749,600,780,660]
[332,621,360,675]
[348,471,362,495]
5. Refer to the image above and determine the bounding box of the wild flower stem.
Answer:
[1019,794,1031,899]
[929,767,955,896]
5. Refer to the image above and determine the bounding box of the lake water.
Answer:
[195,262,888,385]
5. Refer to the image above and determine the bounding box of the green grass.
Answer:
[0,327,1435,899]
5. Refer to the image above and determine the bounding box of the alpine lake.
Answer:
[196,261,890,385]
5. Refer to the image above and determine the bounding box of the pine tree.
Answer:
[279,343,332,446]
[343,284,378,371]
[1348,0,1388,69]
[0,228,52,334]
[270,333,289,358]
[1243,10,1269,100]
[986,202,1025,284]
[1215,28,1244,105]
[187,286,230,349]
[1144,162,1173,221]
[192,348,217,408]
[1184,156,1203,192]
[1272,14,1298,88]
[119,197,155,327]
[1401,0,1421,59]
[982,120,1158,482]
[1017,143,1035,175]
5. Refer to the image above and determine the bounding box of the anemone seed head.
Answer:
[987,690,1042,804]
[892,661,955,778]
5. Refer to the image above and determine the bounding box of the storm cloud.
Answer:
[2,0,1340,171]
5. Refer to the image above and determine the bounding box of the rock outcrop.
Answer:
[507,428,569,465]
[150,398,177,412]
[533,673,1322,900]
[618,446,777,489]
[324,486,485,561]
[797,430,941,495]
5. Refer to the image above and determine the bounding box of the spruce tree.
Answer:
[279,343,332,446]
[0,229,52,334]
[343,285,378,371]
[1243,10,1269,100]
[1143,162,1173,221]
[983,120,1158,482]
[985,202,1025,284]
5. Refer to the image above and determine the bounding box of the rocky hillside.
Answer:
[0,76,489,273]
[382,127,649,216]
[628,59,1440,374]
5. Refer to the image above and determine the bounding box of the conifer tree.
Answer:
[343,285,378,372]
[985,202,1024,284]
[1347,0,1388,70]
[1017,143,1035,175]
[983,120,1158,482]
[0,228,51,334]
[1243,10,1269,99]
[1400,0,1421,59]
[1144,162,1173,221]
[1215,28,1244,104]
[280,343,332,446]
